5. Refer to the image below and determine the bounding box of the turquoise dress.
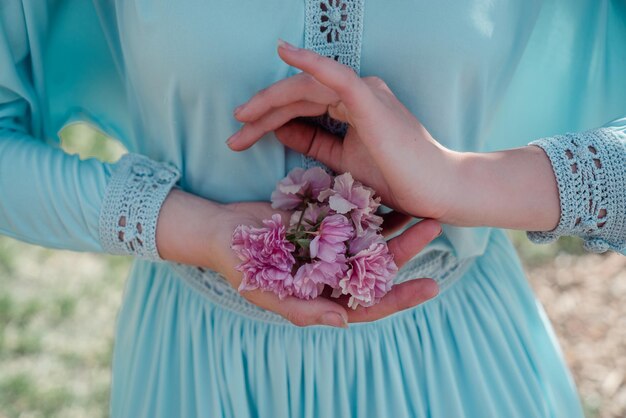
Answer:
[1,0,625,416]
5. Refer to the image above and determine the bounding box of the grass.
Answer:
[0,373,75,418]
[508,231,585,267]
[0,235,130,418]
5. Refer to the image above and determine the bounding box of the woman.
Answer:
[0,1,623,417]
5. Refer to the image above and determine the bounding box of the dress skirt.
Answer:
[109,228,584,418]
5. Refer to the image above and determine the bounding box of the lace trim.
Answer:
[171,263,289,324]
[527,128,626,253]
[99,153,181,260]
[397,250,475,294]
[168,247,474,324]
[301,0,365,169]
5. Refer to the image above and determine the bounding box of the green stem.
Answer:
[294,198,310,232]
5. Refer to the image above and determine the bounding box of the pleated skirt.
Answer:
[109,229,584,418]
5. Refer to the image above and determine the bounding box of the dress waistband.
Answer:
[168,249,476,324]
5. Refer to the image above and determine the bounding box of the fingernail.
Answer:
[226,131,240,145]
[278,38,300,52]
[436,228,443,237]
[320,312,348,328]
[234,104,245,115]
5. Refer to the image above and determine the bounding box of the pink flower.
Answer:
[232,214,295,268]
[347,227,383,255]
[238,266,295,300]
[293,260,348,299]
[232,214,296,299]
[271,167,332,210]
[289,202,329,229]
[335,241,398,309]
[232,169,394,306]
[310,214,353,262]
[318,172,383,234]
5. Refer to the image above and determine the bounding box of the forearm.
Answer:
[156,189,225,268]
[443,146,561,230]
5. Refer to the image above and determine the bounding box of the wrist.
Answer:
[445,151,491,226]
[156,188,226,268]
[404,139,461,221]
[444,147,560,230]
[432,148,470,224]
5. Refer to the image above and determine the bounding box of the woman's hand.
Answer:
[227,40,562,231]
[156,189,442,328]
[227,40,458,221]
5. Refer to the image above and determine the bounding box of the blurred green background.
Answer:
[0,124,624,418]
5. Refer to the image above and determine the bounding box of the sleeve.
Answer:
[526,118,626,255]
[0,1,180,260]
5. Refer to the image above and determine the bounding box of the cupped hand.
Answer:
[227,40,459,221]
[211,201,441,327]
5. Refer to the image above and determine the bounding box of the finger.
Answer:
[234,73,340,123]
[381,211,413,238]
[242,288,349,328]
[347,278,439,323]
[227,101,327,151]
[387,219,442,268]
[362,76,394,95]
[276,40,376,117]
[274,120,345,172]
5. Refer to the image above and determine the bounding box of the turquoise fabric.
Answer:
[111,229,582,418]
[1,0,625,416]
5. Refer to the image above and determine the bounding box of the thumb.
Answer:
[242,289,349,328]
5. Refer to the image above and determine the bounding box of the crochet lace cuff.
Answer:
[98,153,181,260]
[527,128,626,253]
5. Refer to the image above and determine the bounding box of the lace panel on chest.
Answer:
[305,0,364,72]
[301,0,365,169]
